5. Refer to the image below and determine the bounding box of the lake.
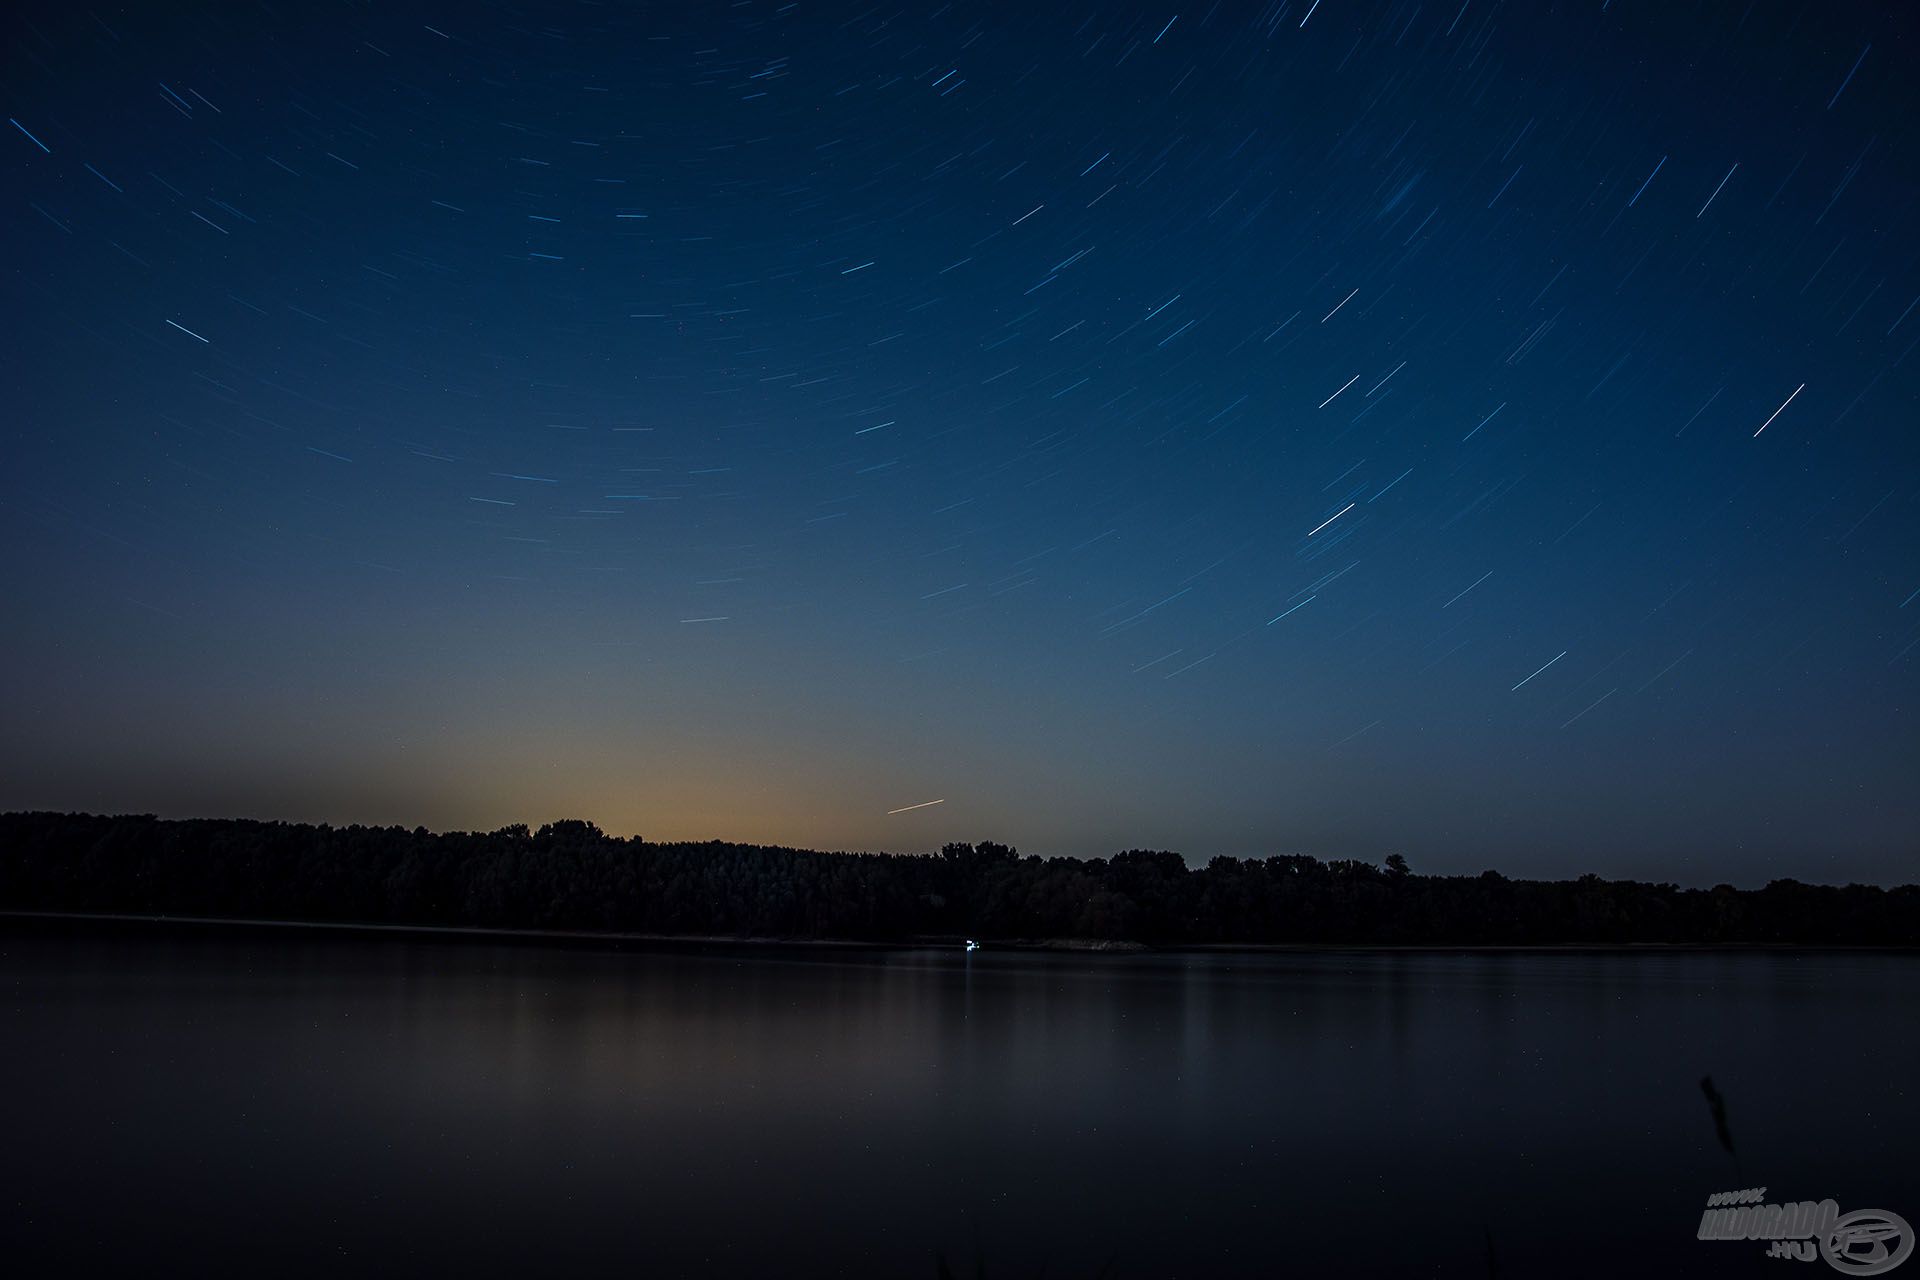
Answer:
[1,922,1913,1277]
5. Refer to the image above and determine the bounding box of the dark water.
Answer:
[1,924,1913,1278]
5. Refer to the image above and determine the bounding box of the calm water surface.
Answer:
[1,924,1913,1277]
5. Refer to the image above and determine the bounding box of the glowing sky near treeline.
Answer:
[3,1,1916,884]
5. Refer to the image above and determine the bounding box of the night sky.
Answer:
[4,1,1916,884]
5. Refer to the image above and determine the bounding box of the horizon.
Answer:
[4,1,1917,888]
[8,807,1913,892]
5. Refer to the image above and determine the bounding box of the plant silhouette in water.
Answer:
[1699,1074,1736,1156]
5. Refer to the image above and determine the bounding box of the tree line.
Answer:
[1,811,1912,946]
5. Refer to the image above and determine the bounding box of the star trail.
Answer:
[2,1,1915,883]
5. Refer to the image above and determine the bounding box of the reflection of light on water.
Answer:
[964,939,979,951]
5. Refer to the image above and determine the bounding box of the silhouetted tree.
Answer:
[0,811,1912,947]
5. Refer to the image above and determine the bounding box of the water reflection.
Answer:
[1,928,1913,1277]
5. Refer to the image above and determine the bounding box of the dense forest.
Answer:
[1,811,1913,946]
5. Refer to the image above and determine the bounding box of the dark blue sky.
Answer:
[4,1,1915,884]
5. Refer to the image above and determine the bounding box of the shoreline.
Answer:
[3,910,1915,955]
